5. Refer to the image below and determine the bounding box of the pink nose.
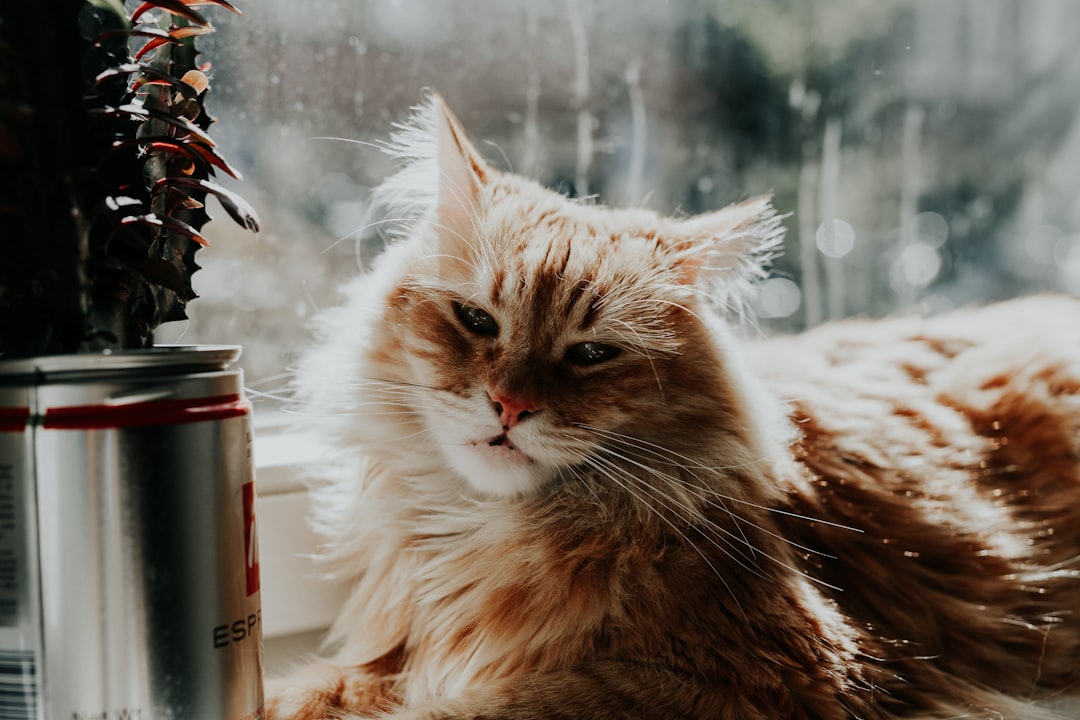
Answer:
[490,393,539,429]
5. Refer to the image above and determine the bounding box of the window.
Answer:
[163,0,1080,391]
[174,0,1080,655]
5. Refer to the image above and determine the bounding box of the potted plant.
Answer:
[0,1,263,718]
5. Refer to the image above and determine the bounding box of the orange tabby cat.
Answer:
[270,94,1080,719]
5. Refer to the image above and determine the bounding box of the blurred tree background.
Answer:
[168,0,1080,389]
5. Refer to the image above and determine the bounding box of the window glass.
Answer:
[163,0,1080,392]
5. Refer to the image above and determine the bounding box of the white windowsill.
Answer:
[252,417,349,652]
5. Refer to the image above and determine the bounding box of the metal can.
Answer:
[0,345,264,720]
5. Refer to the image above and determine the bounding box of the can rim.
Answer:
[0,345,242,379]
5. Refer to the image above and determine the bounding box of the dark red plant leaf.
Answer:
[119,213,210,246]
[133,76,183,92]
[188,0,243,15]
[96,65,200,98]
[130,1,209,26]
[90,104,151,122]
[134,36,172,61]
[111,136,242,181]
[94,62,141,82]
[158,186,205,216]
[171,24,215,39]
[175,194,205,212]
[133,25,214,60]
[186,141,243,179]
[140,139,195,157]
[110,138,209,174]
[143,108,216,146]
[154,177,260,232]
[130,27,173,39]
[97,26,171,43]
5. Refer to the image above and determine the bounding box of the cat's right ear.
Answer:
[669,195,785,310]
[433,94,490,258]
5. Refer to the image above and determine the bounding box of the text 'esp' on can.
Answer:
[0,345,264,720]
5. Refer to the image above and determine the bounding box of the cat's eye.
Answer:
[567,341,622,365]
[454,302,499,337]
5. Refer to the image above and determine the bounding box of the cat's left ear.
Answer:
[432,94,491,254]
[670,195,785,303]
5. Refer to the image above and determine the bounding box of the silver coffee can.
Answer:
[0,345,264,720]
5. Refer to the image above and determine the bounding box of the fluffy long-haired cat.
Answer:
[271,93,1080,719]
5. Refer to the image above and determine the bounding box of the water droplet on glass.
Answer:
[910,211,948,248]
[757,277,802,318]
[815,219,856,258]
[891,242,941,289]
[1052,234,1080,267]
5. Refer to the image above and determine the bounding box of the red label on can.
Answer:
[43,393,250,429]
[0,407,29,433]
[242,481,260,596]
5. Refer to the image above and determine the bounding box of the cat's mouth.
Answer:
[470,433,533,464]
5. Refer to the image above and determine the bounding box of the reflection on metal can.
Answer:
[0,346,264,720]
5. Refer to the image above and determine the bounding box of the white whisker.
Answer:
[245,388,293,402]
[574,425,850,591]
[307,136,384,150]
[574,424,861,537]
[584,450,767,580]
[711,494,865,535]
[323,218,413,255]
[578,454,750,623]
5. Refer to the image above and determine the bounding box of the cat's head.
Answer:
[347,94,784,499]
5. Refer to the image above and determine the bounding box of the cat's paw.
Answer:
[264,659,400,720]
[264,660,353,720]
[264,676,330,720]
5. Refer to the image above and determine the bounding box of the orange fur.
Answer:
[277,95,1080,719]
